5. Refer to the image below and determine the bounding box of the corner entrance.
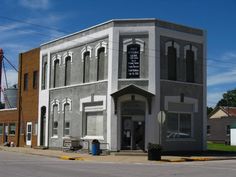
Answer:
[121,116,145,150]
[120,101,145,150]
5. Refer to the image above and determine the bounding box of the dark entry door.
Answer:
[121,117,132,150]
[133,121,145,150]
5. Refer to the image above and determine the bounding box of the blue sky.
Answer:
[0,0,236,107]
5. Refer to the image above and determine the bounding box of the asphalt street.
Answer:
[0,151,236,177]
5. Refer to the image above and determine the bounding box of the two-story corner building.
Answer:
[38,19,206,151]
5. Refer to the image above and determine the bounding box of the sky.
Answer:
[0,0,236,107]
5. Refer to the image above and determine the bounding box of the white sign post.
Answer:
[157,111,166,145]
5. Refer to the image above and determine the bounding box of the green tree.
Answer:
[0,102,4,109]
[207,106,213,115]
[216,89,236,107]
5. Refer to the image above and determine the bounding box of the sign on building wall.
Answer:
[127,44,140,78]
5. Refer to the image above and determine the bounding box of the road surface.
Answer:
[0,151,235,177]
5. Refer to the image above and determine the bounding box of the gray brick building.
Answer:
[37,19,207,151]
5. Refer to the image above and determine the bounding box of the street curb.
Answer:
[59,156,85,161]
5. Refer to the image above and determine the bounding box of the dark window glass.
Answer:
[97,48,105,81]
[53,60,59,88]
[0,123,3,134]
[9,123,16,135]
[24,73,28,91]
[42,62,47,90]
[168,46,177,80]
[207,125,210,135]
[83,52,90,83]
[64,56,71,86]
[33,71,38,89]
[186,50,195,82]
[227,125,230,135]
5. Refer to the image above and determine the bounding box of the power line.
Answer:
[1,15,236,68]
[0,15,69,34]
[3,56,18,72]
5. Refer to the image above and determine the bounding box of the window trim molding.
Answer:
[164,96,198,112]
[51,99,60,113]
[95,41,107,58]
[184,45,198,61]
[52,54,62,66]
[81,46,92,62]
[123,38,145,52]
[62,98,72,112]
[63,51,73,64]
[80,95,106,112]
[165,41,180,58]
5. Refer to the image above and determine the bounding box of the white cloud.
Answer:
[207,91,224,107]
[207,51,236,86]
[19,0,49,9]
[207,69,236,86]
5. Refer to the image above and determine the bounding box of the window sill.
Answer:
[8,135,16,137]
[81,136,104,140]
[51,136,58,139]
[166,138,195,142]
[62,136,71,139]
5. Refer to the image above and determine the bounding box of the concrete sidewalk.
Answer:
[1,146,236,164]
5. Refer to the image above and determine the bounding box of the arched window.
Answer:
[64,56,71,86]
[83,52,90,83]
[52,104,59,136]
[97,47,105,81]
[167,42,177,80]
[42,62,47,90]
[126,44,140,78]
[53,60,59,87]
[186,46,195,82]
[63,103,70,136]
[185,44,197,83]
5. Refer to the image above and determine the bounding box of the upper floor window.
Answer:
[53,59,60,88]
[185,44,197,83]
[33,70,38,89]
[83,51,90,83]
[167,42,177,80]
[126,44,140,78]
[24,73,28,91]
[64,56,71,86]
[41,62,47,90]
[97,47,105,81]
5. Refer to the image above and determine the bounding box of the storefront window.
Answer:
[166,113,192,139]
[9,123,16,135]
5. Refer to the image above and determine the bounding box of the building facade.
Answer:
[18,48,40,147]
[38,19,206,151]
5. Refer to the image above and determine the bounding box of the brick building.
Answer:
[0,48,39,147]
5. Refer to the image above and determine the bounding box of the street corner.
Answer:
[161,158,186,163]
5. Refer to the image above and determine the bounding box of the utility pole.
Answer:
[0,49,3,102]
